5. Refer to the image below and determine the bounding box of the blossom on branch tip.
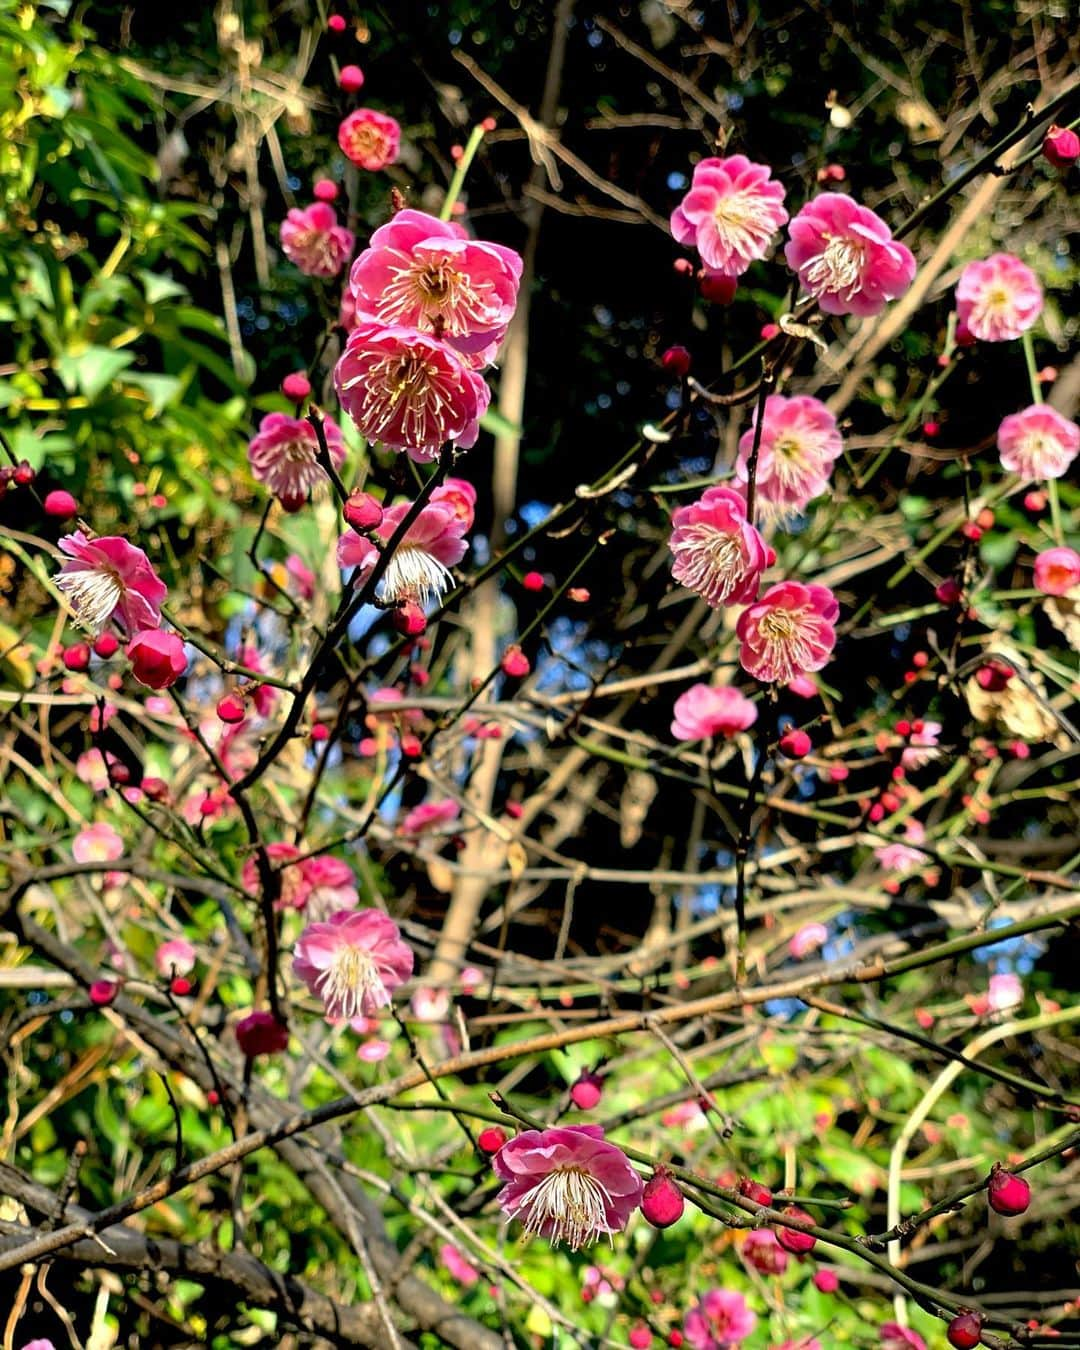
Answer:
[338,497,469,606]
[335,322,490,460]
[955,253,1042,342]
[492,1124,643,1251]
[670,155,788,277]
[338,108,400,171]
[400,797,461,836]
[280,202,354,278]
[996,404,1079,482]
[72,821,124,864]
[127,629,188,690]
[734,394,843,519]
[671,684,757,741]
[784,192,915,316]
[54,532,168,637]
[735,580,839,685]
[247,412,346,512]
[669,486,768,609]
[293,908,413,1020]
[1034,546,1080,596]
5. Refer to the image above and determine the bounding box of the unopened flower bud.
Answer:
[235,1009,290,1057]
[569,1069,603,1110]
[63,642,91,671]
[661,345,691,377]
[281,371,312,401]
[1043,124,1080,169]
[393,601,427,637]
[641,1166,685,1228]
[501,644,530,678]
[775,1204,816,1253]
[45,489,79,518]
[338,64,365,93]
[947,1311,984,1349]
[477,1126,507,1153]
[987,1164,1030,1216]
[344,489,383,530]
[779,728,811,758]
[217,693,247,724]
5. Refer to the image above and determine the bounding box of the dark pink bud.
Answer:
[1043,124,1080,169]
[699,271,737,304]
[947,1311,984,1349]
[779,729,811,758]
[775,1204,817,1253]
[629,1327,653,1349]
[813,1268,839,1293]
[738,1177,773,1206]
[13,460,35,485]
[93,632,119,658]
[63,642,91,671]
[217,693,246,724]
[955,319,976,347]
[760,322,781,340]
[501,644,530,678]
[338,64,365,92]
[935,578,962,605]
[660,345,691,377]
[235,1009,290,1057]
[127,630,187,690]
[400,731,422,757]
[141,776,169,802]
[281,371,311,401]
[477,1126,507,1153]
[393,601,427,637]
[987,1164,1030,1216]
[521,571,545,592]
[976,659,1012,693]
[343,489,384,530]
[311,722,330,742]
[44,489,79,518]
[170,976,193,996]
[569,1069,603,1110]
[327,12,347,32]
[89,979,119,1006]
[641,1166,685,1228]
[313,178,339,202]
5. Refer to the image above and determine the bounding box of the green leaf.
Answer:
[123,372,183,415]
[56,346,136,400]
[479,407,523,439]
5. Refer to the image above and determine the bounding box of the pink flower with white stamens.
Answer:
[431,477,477,529]
[301,855,360,920]
[736,581,839,685]
[72,821,124,864]
[669,486,768,609]
[671,684,758,741]
[996,404,1079,482]
[670,155,788,277]
[154,939,196,977]
[338,497,468,606]
[1034,546,1080,596]
[247,413,347,512]
[334,322,490,460]
[901,721,942,770]
[988,972,1023,1013]
[400,798,461,836]
[76,749,110,792]
[735,394,844,518]
[784,193,916,316]
[874,819,929,877]
[338,108,400,171]
[54,532,167,637]
[280,202,354,278]
[955,253,1042,342]
[789,922,828,960]
[684,1287,757,1349]
[293,908,413,1020]
[348,209,522,364]
[493,1124,644,1251]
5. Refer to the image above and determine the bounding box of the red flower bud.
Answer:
[1043,124,1080,169]
[813,1268,839,1293]
[171,976,193,996]
[775,1204,817,1253]
[738,1177,773,1206]
[89,979,119,1006]
[327,13,347,32]
[779,728,811,758]
[313,178,339,202]
[217,693,247,724]
[501,644,530,678]
[93,632,119,658]
[343,489,384,530]
[44,489,79,518]
[13,460,35,485]
[987,1164,1030,1216]
[127,630,187,690]
[477,1126,508,1153]
[641,1166,685,1228]
[338,64,365,93]
[629,1326,652,1349]
[521,570,545,592]
[392,601,427,637]
[661,345,691,377]
[235,1009,290,1057]
[699,270,737,304]
[976,659,1012,693]
[281,371,312,401]
[947,1311,984,1349]
[63,642,91,671]
[569,1069,603,1111]
[141,777,169,802]
[935,578,962,605]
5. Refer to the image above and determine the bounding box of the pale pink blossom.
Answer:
[669,486,768,609]
[76,748,110,792]
[1034,546,1080,596]
[335,322,490,460]
[72,821,124,864]
[988,972,1023,1013]
[338,108,400,171]
[431,477,477,529]
[684,1288,757,1349]
[787,674,818,698]
[348,209,522,364]
[54,531,167,636]
[785,193,916,316]
[671,684,758,741]
[293,908,413,1020]
[880,1325,926,1350]
[736,581,839,685]
[735,395,843,517]
[241,843,310,910]
[874,820,929,877]
[789,922,828,960]
[997,404,1079,482]
[493,1124,643,1251]
[461,965,483,993]
[411,986,452,1021]
[358,1037,391,1061]
[338,498,468,606]
[742,1227,789,1274]
[440,1242,481,1286]
[400,798,461,837]
[154,939,196,977]
[247,412,347,512]
[955,253,1042,342]
[280,202,354,278]
[901,721,942,770]
[20,1341,57,1350]
[301,855,359,920]
[670,155,787,278]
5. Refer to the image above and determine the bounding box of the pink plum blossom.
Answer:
[901,721,942,770]
[293,908,413,1020]
[741,1227,789,1274]
[338,108,400,171]
[247,412,347,512]
[736,581,839,685]
[789,922,828,960]
[411,986,452,1021]
[241,842,310,910]
[492,1124,643,1251]
[874,819,930,877]
[955,253,1042,342]
[358,1037,391,1062]
[54,531,168,636]
[735,394,844,518]
[431,477,477,529]
[988,972,1023,1013]
[440,1242,481,1286]
[996,404,1079,482]
[280,202,354,278]
[286,553,316,600]
[338,498,469,606]
[669,486,768,609]
[72,821,124,864]
[684,1288,757,1348]
[154,939,197,977]
[348,209,522,364]
[302,855,359,920]
[334,322,490,460]
[1034,546,1080,596]
[670,155,788,278]
[76,748,110,792]
[880,1325,927,1350]
[401,798,462,836]
[785,193,915,316]
[671,684,758,741]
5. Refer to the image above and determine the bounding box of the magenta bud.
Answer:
[392,601,428,637]
[569,1069,603,1111]
[947,1311,984,1349]
[477,1126,507,1153]
[775,1204,817,1253]
[63,642,91,671]
[660,345,691,377]
[281,371,312,401]
[641,1166,685,1228]
[217,693,246,724]
[343,489,383,531]
[813,1268,839,1293]
[1043,124,1080,169]
[987,1164,1030,1216]
[235,1009,290,1057]
[89,979,119,1006]
[45,489,79,518]
[338,64,365,92]
[739,1177,774,1206]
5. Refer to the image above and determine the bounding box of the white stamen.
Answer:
[671,525,748,608]
[315,944,387,1020]
[516,1165,614,1251]
[710,191,777,258]
[55,567,123,636]
[382,546,453,605]
[802,235,865,300]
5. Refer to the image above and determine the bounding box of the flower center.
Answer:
[756,607,816,684]
[382,544,454,605]
[516,1165,614,1251]
[56,566,123,636]
[376,251,492,339]
[711,190,776,255]
[315,942,385,1019]
[802,234,866,299]
[672,524,747,607]
[348,124,386,158]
